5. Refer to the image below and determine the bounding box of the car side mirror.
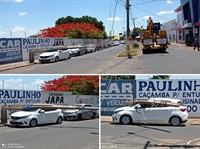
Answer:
[40,110,45,113]
[135,104,141,109]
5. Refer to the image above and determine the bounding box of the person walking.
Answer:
[193,36,199,51]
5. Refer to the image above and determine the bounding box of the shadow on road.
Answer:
[142,50,169,55]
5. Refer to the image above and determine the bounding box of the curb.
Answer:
[0,59,39,72]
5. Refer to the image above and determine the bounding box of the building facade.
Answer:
[175,6,185,43]
[178,0,200,45]
[162,19,177,42]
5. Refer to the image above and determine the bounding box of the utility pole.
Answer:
[126,0,131,58]
[132,18,137,29]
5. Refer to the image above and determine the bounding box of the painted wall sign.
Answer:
[73,95,99,106]
[22,37,51,60]
[0,38,23,64]
[136,80,200,117]
[0,89,42,116]
[42,91,73,105]
[101,80,135,115]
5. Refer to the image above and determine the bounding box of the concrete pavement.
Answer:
[0,59,39,72]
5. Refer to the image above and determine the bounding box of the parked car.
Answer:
[70,44,87,56]
[86,44,97,53]
[39,49,71,63]
[63,104,96,120]
[112,99,188,126]
[95,104,99,118]
[120,40,126,44]
[113,41,120,46]
[10,108,63,127]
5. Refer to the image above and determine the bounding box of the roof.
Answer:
[175,6,181,12]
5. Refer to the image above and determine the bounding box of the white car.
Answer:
[113,41,120,46]
[63,104,96,120]
[39,50,71,63]
[112,99,188,126]
[70,45,87,56]
[10,108,63,127]
[86,44,97,53]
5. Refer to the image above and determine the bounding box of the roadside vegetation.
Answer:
[118,41,140,57]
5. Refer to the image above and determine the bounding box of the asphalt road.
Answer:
[134,44,200,74]
[1,43,200,74]
[101,122,200,149]
[0,119,99,149]
[1,45,127,74]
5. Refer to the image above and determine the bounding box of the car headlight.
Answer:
[114,110,124,114]
[21,115,31,119]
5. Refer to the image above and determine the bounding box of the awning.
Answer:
[195,22,200,26]
[174,26,182,30]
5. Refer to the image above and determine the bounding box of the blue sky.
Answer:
[0,75,200,90]
[0,0,180,38]
[0,75,63,90]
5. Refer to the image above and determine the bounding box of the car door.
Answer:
[58,50,63,60]
[82,105,92,119]
[153,103,172,124]
[135,103,155,123]
[37,109,50,124]
[45,110,58,123]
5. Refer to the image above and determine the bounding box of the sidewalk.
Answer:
[101,116,200,125]
[0,59,39,72]
[170,42,194,50]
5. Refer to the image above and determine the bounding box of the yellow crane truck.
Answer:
[141,17,169,53]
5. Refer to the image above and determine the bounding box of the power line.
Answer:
[132,5,170,21]
[131,0,158,6]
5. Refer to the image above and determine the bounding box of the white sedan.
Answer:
[39,49,71,63]
[10,108,63,127]
[112,100,188,126]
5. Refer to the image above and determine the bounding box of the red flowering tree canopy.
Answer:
[41,76,99,95]
[38,22,104,39]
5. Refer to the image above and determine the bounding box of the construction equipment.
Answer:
[141,17,169,53]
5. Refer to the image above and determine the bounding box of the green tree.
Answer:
[131,27,142,38]
[150,75,171,79]
[55,15,107,38]
[101,75,135,80]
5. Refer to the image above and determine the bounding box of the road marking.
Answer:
[6,129,22,132]
[23,67,35,71]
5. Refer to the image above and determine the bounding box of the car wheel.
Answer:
[68,54,71,59]
[55,56,59,62]
[29,119,37,127]
[78,51,81,56]
[120,115,132,125]
[57,117,63,124]
[77,114,82,120]
[170,116,181,126]
[91,112,96,119]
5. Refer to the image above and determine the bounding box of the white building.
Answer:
[174,6,185,44]
[161,19,177,42]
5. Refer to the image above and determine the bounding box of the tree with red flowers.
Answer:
[41,76,99,95]
[38,22,104,39]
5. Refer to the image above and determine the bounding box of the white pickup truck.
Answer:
[39,50,71,63]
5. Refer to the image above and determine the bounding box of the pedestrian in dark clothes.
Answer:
[193,36,199,51]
